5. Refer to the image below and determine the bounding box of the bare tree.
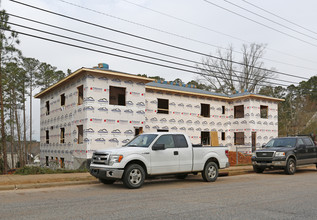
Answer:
[197,43,275,94]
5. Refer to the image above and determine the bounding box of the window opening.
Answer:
[234,105,244,118]
[46,130,49,144]
[201,103,210,117]
[77,125,83,144]
[45,156,49,166]
[157,98,169,114]
[45,101,50,115]
[221,132,226,141]
[77,85,83,105]
[222,106,225,114]
[260,105,268,118]
[234,132,245,145]
[109,86,126,106]
[201,131,210,145]
[60,128,65,144]
[61,93,65,106]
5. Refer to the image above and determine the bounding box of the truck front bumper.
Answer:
[90,166,124,179]
[252,158,286,167]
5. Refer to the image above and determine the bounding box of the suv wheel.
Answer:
[123,164,145,189]
[285,158,296,175]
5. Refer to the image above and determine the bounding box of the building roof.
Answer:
[34,67,154,98]
[34,67,283,102]
[146,82,284,102]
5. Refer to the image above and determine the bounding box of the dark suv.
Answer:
[251,136,317,175]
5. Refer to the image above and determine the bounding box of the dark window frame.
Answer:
[109,86,126,106]
[45,101,50,115]
[77,85,83,105]
[60,128,65,144]
[77,125,83,144]
[201,103,210,117]
[157,98,169,114]
[61,93,65,106]
[260,105,268,119]
[234,105,244,118]
[201,131,210,145]
[46,130,49,144]
[221,132,226,141]
[234,132,245,145]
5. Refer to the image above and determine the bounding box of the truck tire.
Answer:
[99,179,116,184]
[123,164,145,189]
[285,158,296,175]
[253,165,264,173]
[202,162,218,182]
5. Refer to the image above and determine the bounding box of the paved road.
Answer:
[1,168,317,220]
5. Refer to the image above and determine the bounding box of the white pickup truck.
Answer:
[90,132,229,189]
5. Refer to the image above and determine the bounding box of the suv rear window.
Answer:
[303,138,313,146]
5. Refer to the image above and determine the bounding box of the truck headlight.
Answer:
[109,155,123,165]
[275,152,285,157]
[252,152,256,157]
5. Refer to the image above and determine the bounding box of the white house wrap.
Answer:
[35,64,283,169]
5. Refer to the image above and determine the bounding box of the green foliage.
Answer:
[259,76,317,136]
[14,166,88,175]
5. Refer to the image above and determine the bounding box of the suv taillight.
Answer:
[225,150,229,158]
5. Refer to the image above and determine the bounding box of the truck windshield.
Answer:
[125,134,158,148]
[265,138,296,148]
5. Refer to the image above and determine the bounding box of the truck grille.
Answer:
[92,153,109,165]
[256,152,274,158]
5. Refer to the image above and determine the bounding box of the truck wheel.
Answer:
[285,158,296,175]
[253,166,264,173]
[202,162,218,182]
[123,164,145,189]
[99,179,116,184]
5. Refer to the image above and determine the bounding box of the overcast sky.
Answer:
[2,0,317,141]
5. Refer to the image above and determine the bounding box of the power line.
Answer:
[7,22,293,87]
[58,0,317,73]
[8,14,301,86]
[2,27,293,88]
[203,0,317,48]
[241,0,317,36]
[9,0,310,81]
[120,0,317,68]
[223,0,317,42]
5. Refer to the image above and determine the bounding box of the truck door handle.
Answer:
[174,151,178,155]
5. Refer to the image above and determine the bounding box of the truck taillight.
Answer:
[225,150,229,158]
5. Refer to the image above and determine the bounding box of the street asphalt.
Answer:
[0,165,255,191]
[1,167,317,220]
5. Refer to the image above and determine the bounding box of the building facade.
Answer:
[35,65,282,169]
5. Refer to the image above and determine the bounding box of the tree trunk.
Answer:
[22,79,27,166]
[0,47,8,174]
[13,90,22,167]
[28,74,33,164]
[10,97,14,169]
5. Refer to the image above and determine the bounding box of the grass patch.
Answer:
[14,166,88,175]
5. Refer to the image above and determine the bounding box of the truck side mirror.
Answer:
[261,144,266,148]
[152,144,165,151]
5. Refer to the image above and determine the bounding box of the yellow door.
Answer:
[210,131,219,146]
